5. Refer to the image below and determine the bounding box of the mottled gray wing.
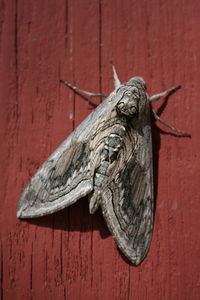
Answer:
[100,121,154,265]
[17,136,93,218]
[17,90,120,219]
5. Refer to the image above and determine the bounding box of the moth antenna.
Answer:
[110,61,121,89]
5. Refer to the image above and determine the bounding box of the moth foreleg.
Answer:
[150,85,181,102]
[60,79,107,107]
[152,109,191,137]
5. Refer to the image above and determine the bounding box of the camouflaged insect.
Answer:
[17,65,190,265]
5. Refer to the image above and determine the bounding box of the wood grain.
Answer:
[0,0,200,299]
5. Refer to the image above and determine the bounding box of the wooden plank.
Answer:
[0,0,200,299]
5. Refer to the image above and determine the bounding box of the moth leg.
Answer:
[150,85,181,102]
[110,61,121,89]
[60,79,107,107]
[152,109,191,137]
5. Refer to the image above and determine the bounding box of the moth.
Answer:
[17,64,190,265]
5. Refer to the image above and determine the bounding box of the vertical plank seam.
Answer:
[14,0,19,120]
[30,242,33,300]
[98,0,102,95]
[90,220,93,288]
[64,0,68,48]
[1,241,3,300]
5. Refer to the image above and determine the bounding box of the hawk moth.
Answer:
[17,65,190,265]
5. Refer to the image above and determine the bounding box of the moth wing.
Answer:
[100,122,154,265]
[17,92,119,219]
[17,134,93,218]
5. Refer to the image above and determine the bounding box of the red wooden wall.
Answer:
[0,0,200,299]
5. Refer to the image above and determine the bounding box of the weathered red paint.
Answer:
[0,0,200,299]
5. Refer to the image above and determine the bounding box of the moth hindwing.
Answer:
[18,74,188,265]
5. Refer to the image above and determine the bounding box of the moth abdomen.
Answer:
[89,122,128,214]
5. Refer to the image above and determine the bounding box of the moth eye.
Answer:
[133,94,139,100]
[117,102,124,109]
[132,87,139,94]
[124,88,139,98]
[132,88,140,100]
[125,91,132,97]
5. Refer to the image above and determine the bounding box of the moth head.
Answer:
[116,77,147,118]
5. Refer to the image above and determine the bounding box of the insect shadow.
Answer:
[26,90,188,266]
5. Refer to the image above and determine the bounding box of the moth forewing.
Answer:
[17,87,123,218]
